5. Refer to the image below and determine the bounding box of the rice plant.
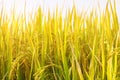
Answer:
[0,0,120,80]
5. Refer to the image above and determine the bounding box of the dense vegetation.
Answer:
[0,1,120,80]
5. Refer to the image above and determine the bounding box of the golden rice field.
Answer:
[0,1,120,80]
